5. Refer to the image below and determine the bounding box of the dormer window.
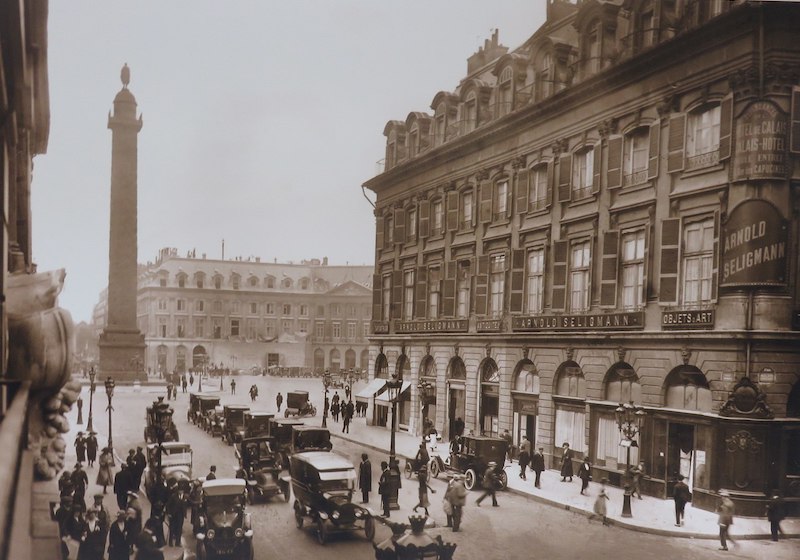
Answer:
[408,125,419,157]
[464,92,477,133]
[539,53,553,99]
[497,67,513,117]
[434,103,447,146]
[585,23,600,75]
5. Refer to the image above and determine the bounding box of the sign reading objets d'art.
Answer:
[512,311,644,331]
[394,319,468,333]
[721,199,788,287]
[662,309,715,330]
[733,101,788,181]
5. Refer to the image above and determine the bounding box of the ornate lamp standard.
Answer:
[87,367,97,431]
[417,380,434,435]
[615,400,646,518]
[104,377,116,450]
[322,370,332,428]
[220,361,224,391]
[386,373,403,510]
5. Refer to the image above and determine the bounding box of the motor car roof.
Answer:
[146,441,191,451]
[245,411,274,417]
[224,404,250,410]
[271,418,304,425]
[290,451,353,471]
[288,390,309,396]
[202,478,246,495]
[292,426,329,433]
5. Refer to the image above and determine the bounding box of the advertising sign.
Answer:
[721,200,788,287]
[512,311,644,331]
[733,101,788,181]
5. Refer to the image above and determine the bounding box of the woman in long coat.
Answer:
[96,447,115,493]
[560,443,574,482]
[412,464,435,516]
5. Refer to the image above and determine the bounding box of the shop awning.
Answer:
[354,377,388,403]
[374,381,411,403]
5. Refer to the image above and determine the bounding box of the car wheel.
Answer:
[464,468,477,491]
[430,459,440,478]
[499,470,508,490]
[364,516,375,540]
[316,518,327,545]
[404,462,412,479]
[294,501,304,529]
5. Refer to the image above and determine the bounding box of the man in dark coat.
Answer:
[766,494,786,541]
[518,439,530,481]
[85,432,98,467]
[531,447,545,489]
[107,510,130,560]
[75,433,87,464]
[378,461,391,517]
[453,417,465,438]
[475,462,500,507]
[673,474,691,526]
[71,463,89,511]
[133,447,147,488]
[165,486,188,547]
[560,443,574,482]
[276,392,283,411]
[114,464,131,511]
[206,465,217,480]
[358,453,372,503]
[578,457,592,495]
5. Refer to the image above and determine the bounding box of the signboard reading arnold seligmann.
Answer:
[721,199,788,287]
[512,311,644,331]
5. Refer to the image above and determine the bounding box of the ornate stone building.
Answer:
[364,0,800,516]
[94,249,373,375]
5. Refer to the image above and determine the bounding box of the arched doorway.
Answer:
[330,349,341,372]
[313,348,325,371]
[192,345,207,370]
[375,353,389,379]
[396,355,411,427]
[419,355,437,434]
[359,349,369,372]
[344,349,356,370]
[479,358,500,436]
[595,363,642,472]
[156,345,168,376]
[552,361,586,456]
[511,359,539,450]
[176,345,187,373]
[446,357,467,439]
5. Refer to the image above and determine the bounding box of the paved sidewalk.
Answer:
[315,413,800,541]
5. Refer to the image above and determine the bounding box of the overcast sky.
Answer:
[31,1,546,323]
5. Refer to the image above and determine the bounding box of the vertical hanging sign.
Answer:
[733,101,788,181]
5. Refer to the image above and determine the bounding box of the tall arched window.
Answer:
[464,91,478,132]
[360,349,369,372]
[664,366,711,412]
[329,349,341,372]
[176,345,187,373]
[375,353,389,379]
[553,361,586,452]
[497,66,513,117]
[192,345,207,369]
[345,349,356,370]
[480,358,500,436]
[314,348,325,371]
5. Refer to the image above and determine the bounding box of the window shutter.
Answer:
[592,145,602,194]
[391,270,403,318]
[718,93,733,162]
[506,178,514,218]
[711,211,720,303]
[415,266,428,318]
[419,200,430,238]
[642,225,651,306]
[558,154,572,202]
[474,255,490,316]
[546,161,554,207]
[607,136,622,189]
[372,274,381,321]
[551,240,568,312]
[443,262,456,318]
[516,169,529,215]
[667,114,686,173]
[647,123,660,179]
[393,208,406,244]
[376,215,385,250]
[509,249,526,314]
[600,231,620,308]
[792,86,800,154]
[658,218,681,305]
[479,180,493,223]
[446,191,459,231]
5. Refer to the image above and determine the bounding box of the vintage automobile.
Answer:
[290,451,375,545]
[189,394,221,425]
[430,435,509,491]
[203,405,225,437]
[284,390,316,418]
[242,411,274,439]
[144,397,179,443]
[234,436,290,503]
[222,404,250,445]
[143,441,193,502]
[195,479,254,560]
[274,426,333,469]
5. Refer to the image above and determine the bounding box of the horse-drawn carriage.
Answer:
[144,397,179,443]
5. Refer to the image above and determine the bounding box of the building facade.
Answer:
[364,0,800,516]
[94,249,373,376]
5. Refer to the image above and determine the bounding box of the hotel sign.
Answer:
[733,101,788,181]
[662,310,715,330]
[721,200,788,287]
[476,319,502,332]
[512,312,644,331]
[394,319,468,333]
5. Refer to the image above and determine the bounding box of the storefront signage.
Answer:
[394,319,468,333]
[733,101,788,181]
[759,367,775,384]
[662,310,715,329]
[371,321,390,335]
[476,319,502,332]
[511,311,644,331]
[721,200,788,287]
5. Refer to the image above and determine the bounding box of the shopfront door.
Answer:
[667,423,695,496]
[448,386,465,439]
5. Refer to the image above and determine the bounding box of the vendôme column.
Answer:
[98,64,146,382]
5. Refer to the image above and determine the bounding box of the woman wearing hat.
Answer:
[96,447,115,494]
[77,508,105,560]
[412,464,435,516]
[107,511,130,560]
[560,443,574,482]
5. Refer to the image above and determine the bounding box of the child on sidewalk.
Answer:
[592,478,610,526]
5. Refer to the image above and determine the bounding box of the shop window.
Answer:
[604,365,642,403]
[596,412,637,468]
[447,357,466,380]
[555,407,585,453]
[555,363,586,398]
[664,366,712,412]
[480,359,500,437]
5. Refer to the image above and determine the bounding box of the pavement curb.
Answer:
[329,431,797,541]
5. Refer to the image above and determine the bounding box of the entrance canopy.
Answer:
[375,381,411,403]
[355,377,388,403]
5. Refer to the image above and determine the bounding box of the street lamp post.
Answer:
[87,367,96,431]
[104,377,116,450]
[322,370,331,428]
[615,400,646,518]
[417,380,433,435]
[386,372,403,510]
[220,361,224,391]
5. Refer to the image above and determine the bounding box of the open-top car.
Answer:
[144,397,179,443]
[143,441,193,501]
[284,390,316,418]
[431,435,509,491]
[290,451,375,545]
[235,436,290,503]
[196,478,253,560]
[222,404,250,445]
[242,411,274,439]
[189,394,221,425]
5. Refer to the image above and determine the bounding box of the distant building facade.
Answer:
[94,249,373,375]
[364,1,800,516]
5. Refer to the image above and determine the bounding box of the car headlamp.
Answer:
[332,511,340,520]
[207,529,215,540]
[235,528,244,538]
[355,510,362,518]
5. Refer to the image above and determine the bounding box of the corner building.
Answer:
[363,1,800,516]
